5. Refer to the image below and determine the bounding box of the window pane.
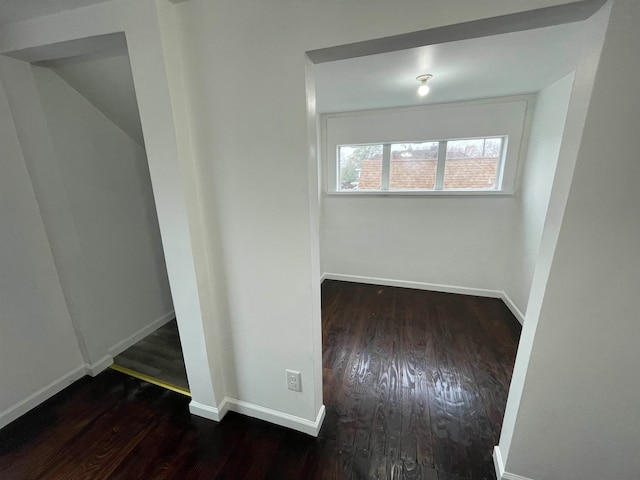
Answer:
[389,142,438,190]
[443,138,502,189]
[338,145,382,190]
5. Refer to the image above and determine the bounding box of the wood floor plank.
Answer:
[0,280,520,480]
[113,319,190,391]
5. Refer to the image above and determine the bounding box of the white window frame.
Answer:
[322,97,532,196]
[336,136,508,193]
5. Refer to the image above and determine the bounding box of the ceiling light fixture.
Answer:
[416,74,433,97]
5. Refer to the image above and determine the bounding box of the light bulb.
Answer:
[418,84,430,96]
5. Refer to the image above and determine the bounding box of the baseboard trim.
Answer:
[494,446,506,479]
[493,446,534,480]
[0,365,86,430]
[108,310,175,358]
[84,310,175,378]
[501,292,525,325]
[190,397,326,437]
[228,399,326,437]
[322,273,502,299]
[84,355,113,377]
[189,399,228,422]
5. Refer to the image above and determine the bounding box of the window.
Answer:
[337,136,506,192]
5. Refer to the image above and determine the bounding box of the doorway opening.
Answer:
[5,33,190,396]
[307,3,596,477]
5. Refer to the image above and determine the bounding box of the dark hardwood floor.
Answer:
[0,280,520,479]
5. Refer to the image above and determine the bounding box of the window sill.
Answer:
[325,190,515,198]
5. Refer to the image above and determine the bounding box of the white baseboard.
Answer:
[83,310,175,378]
[108,310,175,358]
[322,273,528,324]
[322,273,502,299]
[494,446,506,479]
[0,365,86,430]
[501,292,525,325]
[84,355,113,377]
[189,398,228,422]
[190,396,326,437]
[493,446,535,480]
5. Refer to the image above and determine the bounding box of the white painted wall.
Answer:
[0,74,85,429]
[50,51,144,146]
[0,0,224,417]
[0,53,173,368]
[502,74,574,317]
[498,1,640,478]
[0,0,610,440]
[321,99,530,294]
[169,0,575,429]
[31,64,174,363]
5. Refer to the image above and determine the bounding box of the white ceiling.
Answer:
[0,0,111,26]
[314,21,588,113]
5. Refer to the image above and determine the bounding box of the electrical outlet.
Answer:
[286,370,301,392]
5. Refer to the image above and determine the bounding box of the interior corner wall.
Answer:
[502,73,574,316]
[320,99,530,294]
[155,0,233,402]
[0,52,173,369]
[0,0,224,417]
[500,1,640,478]
[0,68,85,429]
[169,0,575,429]
[30,64,174,363]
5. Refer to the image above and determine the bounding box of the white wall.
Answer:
[0,0,224,419]
[321,98,530,295]
[502,74,574,317]
[0,0,604,439]
[51,51,145,146]
[169,0,573,431]
[498,1,640,478]
[0,54,173,368]
[0,74,85,429]
[32,65,174,363]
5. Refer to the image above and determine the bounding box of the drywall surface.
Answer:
[322,195,514,292]
[500,1,640,478]
[0,73,84,426]
[155,0,232,404]
[169,0,577,425]
[321,99,529,293]
[502,74,574,315]
[497,1,611,467]
[0,0,598,432]
[49,51,144,146]
[30,65,173,363]
[0,0,223,416]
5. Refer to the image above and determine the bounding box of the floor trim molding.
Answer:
[500,292,525,325]
[0,365,86,430]
[494,446,535,480]
[84,355,113,377]
[190,397,326,437]
[322,273,528,324]
[189,399,227,422]
[322,273,502,299]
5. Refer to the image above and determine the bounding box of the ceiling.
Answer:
[314,21,588,113]
[0,0,111,26]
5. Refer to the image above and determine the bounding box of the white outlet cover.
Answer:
[286,369,301,392]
